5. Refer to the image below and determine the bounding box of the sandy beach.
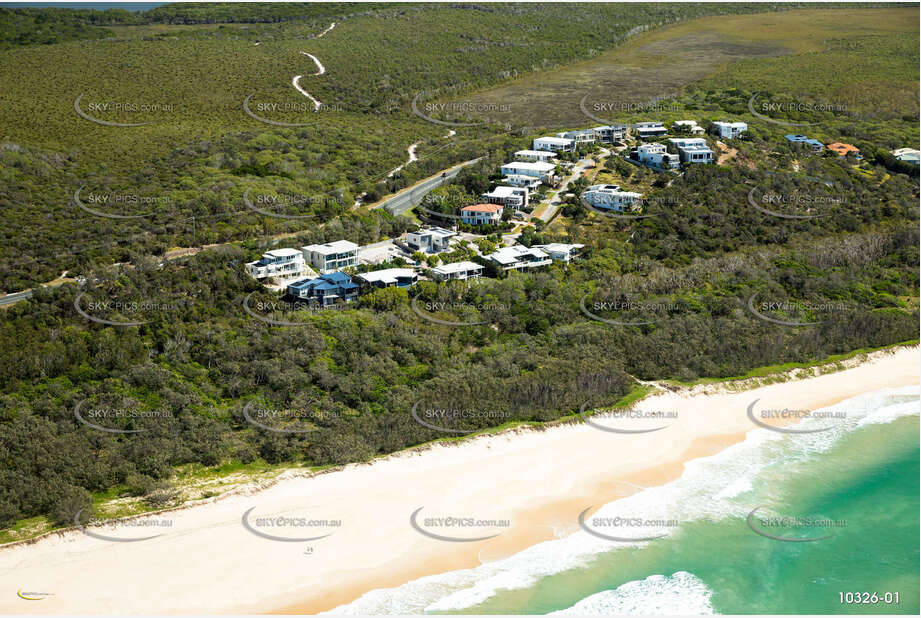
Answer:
[1,346,917,615]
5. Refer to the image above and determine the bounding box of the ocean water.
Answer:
[325,385,920,615]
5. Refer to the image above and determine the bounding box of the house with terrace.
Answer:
[245,248,306,280]
[784,134,825,153]
[502,174,543,191]
[460,203,503,226]
[500,161,557,183]
[558,129,596,147]
[287,272,359,306]
[635,143,679,170]
[406,227,455,254]
[534,243,585,263]
[481,185,529,209]
[892,148,920,165]
[355,268,419,289]
[592,124,629,143]
[302,240,359,273]
[633,121,668,139]
[431,261,484,282]
[485,245,552,271]
[533,136,575,152]
[583,184,644,211]
[514,149,558,163]
[672,120,705,135]
[713,121,748,139]
[668,137,714,164]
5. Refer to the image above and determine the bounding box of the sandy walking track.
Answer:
[291,23,335,110]
[0,347,916,614]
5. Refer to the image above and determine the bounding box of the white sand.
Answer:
[1,347,916,614]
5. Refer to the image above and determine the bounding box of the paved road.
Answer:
[537,148,609,223]
[0,289,33,307]
[376,157,483,216]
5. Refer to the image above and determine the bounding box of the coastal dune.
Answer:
[0,347,916,615]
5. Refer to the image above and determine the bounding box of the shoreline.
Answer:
[0,346,917,615]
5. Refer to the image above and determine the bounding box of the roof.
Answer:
[289,271,358,293]
[826,142,860,155]
[536,243,585,254]
[892,148,920,157]
[483,186,524,198]
[514,149,557,158]
[635,121,665,128]
[714,120,747,127]
[264,248,302,258]
[303,240,359,255]
[433,260,483,274]
[486,245,549,265]
[356,268,417,285]
[587,184,621,192]
[784,134,823,147]
[501,161,557,172]
[411,226,455,239]
[673,120,699,126]
[593,124,627,131]
[534,136,573,145]
[461,203,503,214]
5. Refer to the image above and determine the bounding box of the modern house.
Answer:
[892,148,920,165]
[355,268,419,289]
[302,240,359,273]
[592,125,629,143]
[636,143,679,169]
[514,149,558,163]
[713,121,748,139]
[431,260,484,282]
[784,134,825,153]
[406,227,455,254]
[287,271,359,306]
[481,185,529,209]
[672,120,705,135]
[558,129,596,147]
[826,142,861,158]
[502,174,543,191]
[633,121,668,139]
[533,136,575,152]
[485,245,552,271]
[460,203,503,226]
[583,184,644,211]
[534,243,585,263]
[245,248,306,280]
[500,161,557,182]
[668,137,714,164]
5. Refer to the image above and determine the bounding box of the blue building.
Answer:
[784,134,825,153]
[286,272,359,306]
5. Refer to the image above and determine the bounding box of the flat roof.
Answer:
[502,161,557,172]
[264,248,302,258]
[515,149,557,157]
[484,186,524,198]
[303,240,359,254]
[534,136,573,144]
[356,268,417,284]
[411,226,455,238]
[433,260,483,274]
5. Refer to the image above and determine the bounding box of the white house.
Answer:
[636,143,679,169]
[302,240,359,273]
[245,248,306,280]
[500,161,557,182]
[502,174,543,191]
[406,227,455,254]
[431,260,484,282]
[558,129,596,147]
[533,136,575,152]
[460,203,503,226]
[592,125,628,143]
[713,121,748,139]
[668,137,714,164]
[892,148,920,165]
[355,268,418,289]
[481,186,529,209]
[485,245,552,271]
[633,121,667,139]
[534,243,585,263]
[514,149,557,163]
[583,184,644,211]
[672,120,705,135]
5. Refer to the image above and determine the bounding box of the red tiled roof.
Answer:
[461,203,503,213]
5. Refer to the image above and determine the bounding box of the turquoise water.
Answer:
[325,386,919,615]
